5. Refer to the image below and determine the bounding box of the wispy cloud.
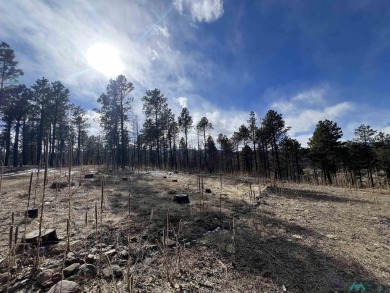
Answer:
[268,85,356,146]
[173,0,224,23]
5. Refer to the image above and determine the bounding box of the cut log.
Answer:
[84,173,94,179]
[173,194,190,204]
[25,208,39,218]
[25,229,59,246]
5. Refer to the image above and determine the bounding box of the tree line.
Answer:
[1,42,389,188]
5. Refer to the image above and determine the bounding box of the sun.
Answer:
[86,43,124,77]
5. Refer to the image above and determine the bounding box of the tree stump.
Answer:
[25,208,38,218]
[25,229,59,246]
[173,194,190,204]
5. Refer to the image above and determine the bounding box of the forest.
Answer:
[1,41,390,188]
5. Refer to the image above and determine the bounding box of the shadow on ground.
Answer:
[208,220,389,292]
[278,188,370,204]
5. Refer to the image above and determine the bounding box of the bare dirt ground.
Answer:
[0,166,389,292]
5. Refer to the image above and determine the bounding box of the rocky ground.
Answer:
[0,166,389,292]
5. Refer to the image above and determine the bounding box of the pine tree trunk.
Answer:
[13,120,21,167]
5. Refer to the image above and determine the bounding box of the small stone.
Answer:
[119,250,128,259]
[0,272,9,283]
[66,252,80,265]
[78,264,97,279]
[86,254,97,263]
[70,240,83,251]
[104,249,117,257]
[111,265,123,278]
[48,280,80,293]
[102,267,113,280]
[63,263,81,277]
[102,265,122,280]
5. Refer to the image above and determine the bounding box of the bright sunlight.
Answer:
[86,43,124,77]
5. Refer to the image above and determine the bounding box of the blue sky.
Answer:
[1,0,390,146]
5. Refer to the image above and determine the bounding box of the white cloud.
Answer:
[85,110,103,137]
[156,25,170,38]
[173,0,224,23]
[291,86,327,104]
[176,96,188,108]
[268,85,355,146]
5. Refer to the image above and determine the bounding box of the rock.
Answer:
[173,194,190,204]
[161,237,176,248]
[118,250,128,259]
[103,249,117,257]
[102,267,112,280]
[111,265,123,278]
[102,265,122,279]
[25,229,59,246]
[0,272,9,283]
[85,254,97,263]
[66,252,81,265]
[8,278,29,292]
[70,240,83,251]
[37,269,61,289]
[48,280,80,293]
[78,264,97,279]
[63,263,81,277]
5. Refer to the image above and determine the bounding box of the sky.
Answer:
[1,0,390,146]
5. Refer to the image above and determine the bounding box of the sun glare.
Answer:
[86,43,124,77]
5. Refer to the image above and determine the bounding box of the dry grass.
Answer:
[0,167,389,292]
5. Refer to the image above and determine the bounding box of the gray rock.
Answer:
[118,250,128,259]
[78,264,97,279]
[63,263,81,277]
[103,249,117,257]
[0,272,9,284]
[48,280,80,293]
[102,265,122,280]
[86,254,98,263]
[8,278,29,292]
[36,270,61,289]
[66,252,80,265]
[112,265,123,278]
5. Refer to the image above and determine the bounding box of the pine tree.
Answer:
[308,119,343,184]
[178,107,193,169]
[0,42,23,106]
[142,88,168,168]
[196,117,213,169]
